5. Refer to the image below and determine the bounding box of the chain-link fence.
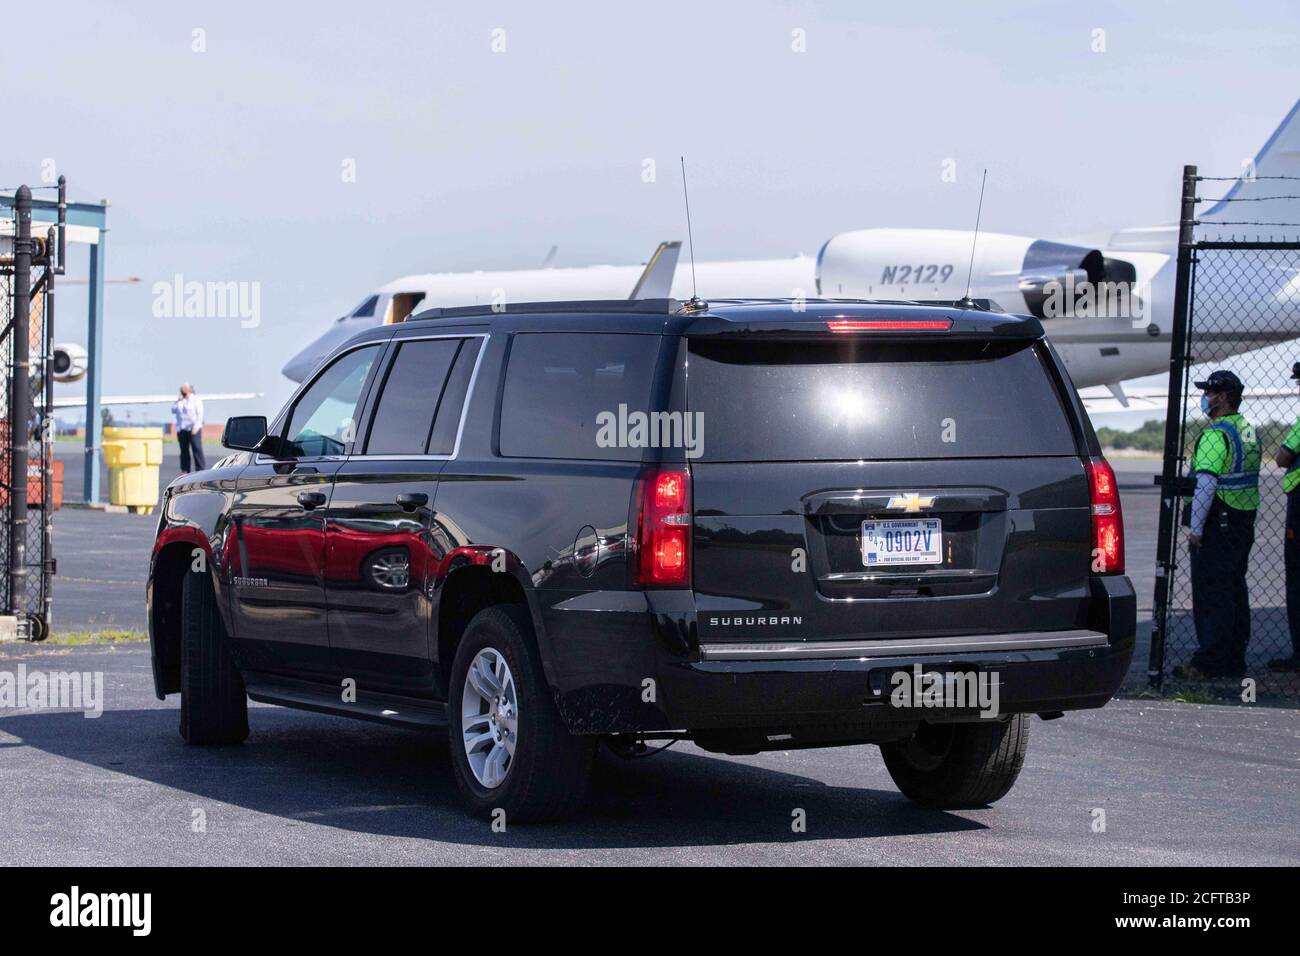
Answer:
[0,185,56,639]
[1152,166,1300,704]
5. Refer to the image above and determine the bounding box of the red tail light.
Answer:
[1084,457,1123,574]
[633,466,691,587]
[826,318,953,332]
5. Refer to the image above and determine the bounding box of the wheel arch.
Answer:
[148,528,222,700]
[435,549,551,696]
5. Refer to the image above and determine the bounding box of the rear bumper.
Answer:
[539,575,1136,735]
[697,627,1108,661]
[663,634,1133,731]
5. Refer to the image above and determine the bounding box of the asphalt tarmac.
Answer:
[48,441,182,634]
[0,642,1296,865]
[12,447,1294,865]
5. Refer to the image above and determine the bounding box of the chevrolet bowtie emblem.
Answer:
[886,493,936,513]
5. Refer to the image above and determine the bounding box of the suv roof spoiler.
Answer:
[684,301,1042,340]
[404,296,1040,339]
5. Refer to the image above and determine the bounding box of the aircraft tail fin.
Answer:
[1200,98,1300,236]
[628,241,681,299]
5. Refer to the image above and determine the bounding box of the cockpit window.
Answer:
[350,295,380,318]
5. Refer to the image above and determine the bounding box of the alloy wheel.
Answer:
[461,647,518,789]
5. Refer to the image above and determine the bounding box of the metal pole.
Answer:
[84,227,105,504]
[41,225,55,637]
[9,186,31,624]
[1149,164,1199,689]
[54,175,66,276]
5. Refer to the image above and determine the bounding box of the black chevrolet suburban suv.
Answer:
[148,298,1135,821]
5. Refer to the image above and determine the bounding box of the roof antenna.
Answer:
[680,156,706,311]
[958,168,988,309]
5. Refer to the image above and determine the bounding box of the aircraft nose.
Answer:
[281,344,318,383]
[282,321,355,382]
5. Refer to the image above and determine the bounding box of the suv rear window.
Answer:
[499,332,661,460]
[687,338,1076,461]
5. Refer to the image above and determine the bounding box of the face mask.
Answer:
[1201,395,1213,415]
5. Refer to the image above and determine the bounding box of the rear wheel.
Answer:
[447,605,594,822]
[880,715,1029,808]
[179,571,249,745]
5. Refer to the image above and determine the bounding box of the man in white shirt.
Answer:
[171,383,206,473]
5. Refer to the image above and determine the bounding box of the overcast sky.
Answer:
[4,0,1299,422]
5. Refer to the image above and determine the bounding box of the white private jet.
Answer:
[280,242,817,381]
[284,99,1300,405]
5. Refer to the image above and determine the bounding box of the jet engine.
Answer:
[815,228,1138,319]
[52,342,88,383]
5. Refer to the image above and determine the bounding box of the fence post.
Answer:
[42,218,56,635]
[1149,164,1199,689]
[8,186,31,623]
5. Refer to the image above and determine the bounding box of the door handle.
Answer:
[296,490,328,510]
[396,492,429,512]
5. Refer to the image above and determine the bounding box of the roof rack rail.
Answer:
[911,297,1003,312]
[700,296,1003,312]
[702,296,873,306]
[410,298,680,321]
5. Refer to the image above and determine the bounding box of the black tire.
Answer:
[447,605,594,822]
[179,570,249,745]
[880,715,1029,808]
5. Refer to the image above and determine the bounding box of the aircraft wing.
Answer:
[51,392,261,410]
[1080,385,1296,416]
[628,241,681,299]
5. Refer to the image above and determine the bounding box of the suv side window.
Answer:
[498,332,661,461]
[427,338,483,455]
[283,345,380,458]
[363,338,462,455]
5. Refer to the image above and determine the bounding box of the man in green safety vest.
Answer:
[1180,370,1259,679]
[1269,361,1300,672]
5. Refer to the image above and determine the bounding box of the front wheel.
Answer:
[179,571,249,745]
[880,715,1029,808]
[447,605,594,822]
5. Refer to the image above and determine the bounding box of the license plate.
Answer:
[861,518,942,567]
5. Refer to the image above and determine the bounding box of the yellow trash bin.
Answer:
[102,426,164,514]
